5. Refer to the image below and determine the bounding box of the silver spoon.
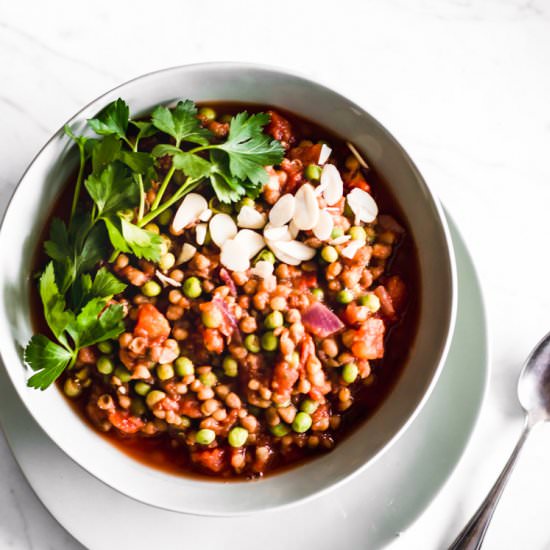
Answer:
[449,331,550,549]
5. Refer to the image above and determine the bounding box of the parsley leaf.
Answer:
[216,112,284,185]
[88,98,130,140]
[25,262,127,390]
[39,263,75,347]
[72,267,126,310]
[104,216,162,261]
[84,162,138,217]
[25,335,74,390]
[151,100,211,146]
[67,297,125,348]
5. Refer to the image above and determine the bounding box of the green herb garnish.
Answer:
[25,263,126,390]
[25,98,284,389]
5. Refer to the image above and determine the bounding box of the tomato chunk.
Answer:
[108,410,144,434]
[134,303,170,343]
[191,447,226,473]
[351,318,385,360]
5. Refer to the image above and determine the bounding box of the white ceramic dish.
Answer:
[0,63,456,515]
[0,215,483,550]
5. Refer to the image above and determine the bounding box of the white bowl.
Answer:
[0,63,456,516]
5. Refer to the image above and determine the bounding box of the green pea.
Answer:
[196,428,216,445]
[238,197,255,211]
[349,226,367,241]
[157,208,173,226]
[342,362,359,384]
[63,378,81,398]
[201,307,223,328]
[97,341,113,354]
[321,245,338,263]
[255,249,275,265]
[198,106,217,121]
[220,113,233,124]
[244,334,261,353]
[228,426,249,448]
[144,223,160,234]
[175,356,194,377]
[300,399,319,415]
[130,398,147,416]
[261,331,279,352]
[336,289,354,304]
[223,356,238,377]
[96,355,114,375]
[134,381,151,396]
[142,280,162,297]
[199,371,217,387]
[331,226,344,239]
[159,252,176,271]
[114,365,132,383]
[183,277,202,299]
[270,423,291,437]
[359,293,381,312]
[304,164,322,181]
[264,310,284,329]
[157,363,175,381]
[311,288,324,301]
[146,390,166,408]
[292,412,312,433]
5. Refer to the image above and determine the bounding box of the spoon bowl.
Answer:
[518,331,550,418]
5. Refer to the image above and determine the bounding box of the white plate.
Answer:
[0,214,488,550]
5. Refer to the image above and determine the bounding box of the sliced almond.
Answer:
[267,241,302,266]
[347,188,378,223]
[251,260,274,279]
[331,235,351,246]
[220,239,250,272]
[209,213,237,248]
[346,141,370,170]
[318,144,332,165]
[199,208,213,222]
[289,220,299,239]
[264,223,292,242]
[269,193,295,227]
[177,243,196,264]
[293,183,319,230]
[171,193,208,233]
[341,239,366,259]
[312,210,334,241]
[273,240,316,264]
[320,164,343,206]
[234,229,266,259]
[237,206,267,229]
[195,223,208,246]
[155,270,182,287]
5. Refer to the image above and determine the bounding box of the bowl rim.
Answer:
[0,61,457,516]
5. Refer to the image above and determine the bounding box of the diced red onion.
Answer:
[212,297,241,342]
[302,302,345,338]
[219,268,237,296]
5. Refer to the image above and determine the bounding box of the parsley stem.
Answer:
[69,144,86,226]
[139,177,200,227]
[188,144,215,154]
[151,164,176,211]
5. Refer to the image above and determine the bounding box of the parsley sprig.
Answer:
[25,98,284,389]
[25,263,126,389]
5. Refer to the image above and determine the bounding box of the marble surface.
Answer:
[1,0,550,548]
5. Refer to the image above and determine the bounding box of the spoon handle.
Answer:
[448,419,533,550]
